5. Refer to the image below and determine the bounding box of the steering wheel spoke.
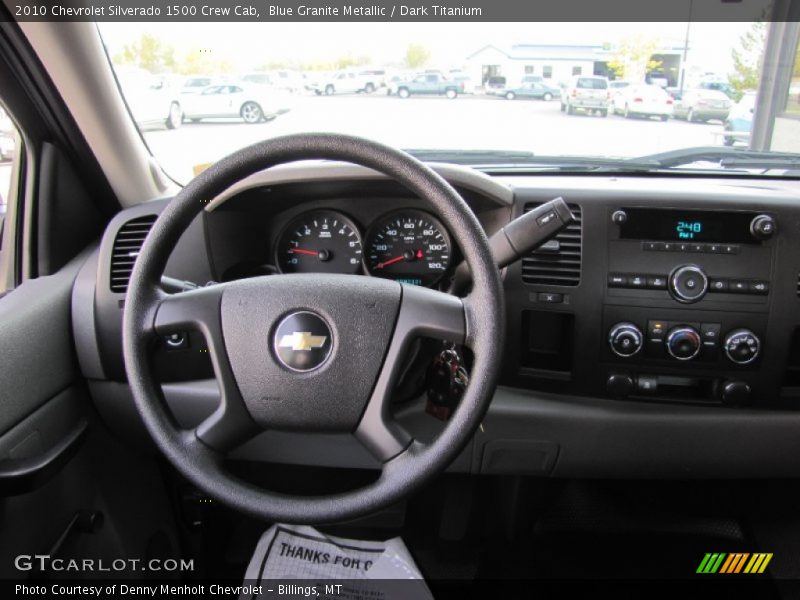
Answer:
[355,285,468,463]
[154,285,258,452]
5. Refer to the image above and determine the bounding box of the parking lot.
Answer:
[0,93,728,193]
[143,93,727,182]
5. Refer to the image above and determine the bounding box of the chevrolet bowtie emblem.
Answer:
[278,331,328,352]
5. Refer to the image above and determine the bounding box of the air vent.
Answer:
[521,203,582,286]
[110,214,157,293]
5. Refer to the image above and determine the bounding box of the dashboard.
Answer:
[72,162,800,479]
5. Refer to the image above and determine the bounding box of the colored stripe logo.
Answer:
[697,553,773,574]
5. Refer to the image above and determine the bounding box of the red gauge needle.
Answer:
[375,255,405,269]
[289,248,318,257]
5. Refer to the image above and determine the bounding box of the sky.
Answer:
[98,21,755,76]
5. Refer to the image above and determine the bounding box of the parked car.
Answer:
[484,75,507,93]
[180,76,215,94]
[609,80,631,105]
[723,90,756,146]
[560,75,610,116]
[673,88,732,122]
[520,75,544,85]
[307,70,377,95]
[502,81,560,101]
[698,79,737,99]
[612,84,674,120]
[448,71,476,94]
[395,72,461,99]
[358,69,387,93]
[181,84,290,124]
[117,67,184,129]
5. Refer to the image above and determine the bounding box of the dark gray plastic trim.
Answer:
[204,161,513,211]
[71,246,104,380]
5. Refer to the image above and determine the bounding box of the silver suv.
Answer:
[560,75,610,117]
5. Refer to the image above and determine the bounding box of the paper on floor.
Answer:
[240,524,433,600]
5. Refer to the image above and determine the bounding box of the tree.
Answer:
[728,22,767,98]
[606,35,662,82]
[404,43,431,69]
[178,48,235,76]
[114,33,176,73]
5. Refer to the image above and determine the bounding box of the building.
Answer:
[464,43,684,88]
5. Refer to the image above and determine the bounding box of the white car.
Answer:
[117,68,184,130]
[307,70,375,95]
[612,84,674,120]
[182,84,291,124]
[180,76,216,95]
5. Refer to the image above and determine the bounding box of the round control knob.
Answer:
[668,264,708,303]
[608,322,643,358]
[723,328,761,365]
[666,326,702,360]
[750,214,776,240]
[606,373,634,398]
[611,210,628,225]
[720,380,752,406]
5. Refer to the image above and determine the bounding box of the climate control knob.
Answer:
[668,264,708,303]
[724,329,761,365]
[608,322,643,358]
[666,326,702,360]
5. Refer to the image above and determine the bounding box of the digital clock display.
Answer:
[618,208,757,244]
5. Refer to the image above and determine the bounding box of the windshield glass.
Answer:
[96,21,800,183]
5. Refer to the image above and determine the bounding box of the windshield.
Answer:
[96,21,800,183]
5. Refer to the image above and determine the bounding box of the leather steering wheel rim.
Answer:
[122,133,505,523]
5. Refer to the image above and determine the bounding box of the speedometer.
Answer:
[276,210,363,275]
[364,210,452,287]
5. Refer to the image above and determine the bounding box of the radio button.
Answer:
[646,275,668,289]
[750,214,776,240]
[730,280,749,294]
[608,273,628,287]
[722,244,740,254]
[662,242,676,252]
[669,265,708,303]
[749,280,769,295]
[642,241,660,251]
[690,243,707,253]
[709,279,729,292]
[707,244,724,253]
[629,275,647,288]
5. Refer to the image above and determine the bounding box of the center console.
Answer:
[602,206,775,405]
[503,181,800,411]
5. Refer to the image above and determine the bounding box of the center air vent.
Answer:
[521,203,582,286]
[109,214,157,293]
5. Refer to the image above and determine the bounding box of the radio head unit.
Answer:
[617,208,773,244]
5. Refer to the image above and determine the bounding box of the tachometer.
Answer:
[364,210,452,287]
[276,210,363,274]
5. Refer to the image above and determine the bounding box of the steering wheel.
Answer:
[122,133,505,523]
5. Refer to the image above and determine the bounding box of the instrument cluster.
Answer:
[275,208,453,287]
